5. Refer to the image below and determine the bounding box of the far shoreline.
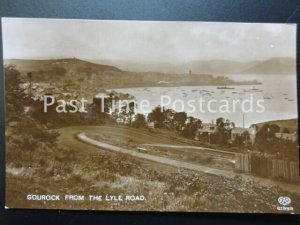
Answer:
[104,81,262,90]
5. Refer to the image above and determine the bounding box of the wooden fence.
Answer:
[235,153,299,183]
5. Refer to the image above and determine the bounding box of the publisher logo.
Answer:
[277,196,294,212]
[278,197,291,206]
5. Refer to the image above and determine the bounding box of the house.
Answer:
[275,132,297,142]
[147,121,155,129]
[231,127,249,141]
[195,123,217,142]
[197,123,217,134]
[249,122,298,144]
[231,127,249,145]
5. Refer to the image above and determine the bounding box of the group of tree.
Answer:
[254,123,297,157]
[5,66,61,153]
[109,104,203,139]
[5,65,29,122]
[214,117,235,144]
[146,106,202,139]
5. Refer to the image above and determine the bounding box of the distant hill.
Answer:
[91,57,295,75]
[177,57,295,75]
[4,58,121,74]
[89,59,178,74]
[254,119,298,132]
[180,60,258,75]
[4,58,122,72]
[90,59,256,74]
[4,58,122,82]
[240,57,296,75]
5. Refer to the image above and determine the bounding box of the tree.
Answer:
[132,114,147,128]
[172,112,187,131]
[147,106,165,128]
[269,124,280,133]
[120,101,136,125]
[234,131,249,146]
[214,117,234,145]
[163,108,175,128]
[111,100,136,125]
[255,123,280,153]
[5,66,27,122]
[27,72,33,96]
[5,65,21,91]
[216,117,225,128]
[182,116,202,139]
[224,119,235,130]
[283,128,290,133]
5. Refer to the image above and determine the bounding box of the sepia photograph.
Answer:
[2,18,299,213]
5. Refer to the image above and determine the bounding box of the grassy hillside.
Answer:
[4,58,122,82]
[4,58,121,73]
[255,118,298,132]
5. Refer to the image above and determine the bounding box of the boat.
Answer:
[263,93,272,100]
[217,85,235,90]
[263,96,272,100]
[243,88,263,92]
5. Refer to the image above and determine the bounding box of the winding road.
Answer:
[141,143,235,158]
[77,132,237,178]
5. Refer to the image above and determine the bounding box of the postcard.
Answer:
[2,18,299,213]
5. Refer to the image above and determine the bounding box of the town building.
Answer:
[275,132,297,142]
[195,123,217,143]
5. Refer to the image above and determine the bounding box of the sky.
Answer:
[1,18,297,64]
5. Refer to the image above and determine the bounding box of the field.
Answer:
[84,126,235,170]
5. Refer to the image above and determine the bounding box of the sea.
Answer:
[110,74,298,128]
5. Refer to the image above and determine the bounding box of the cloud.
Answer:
[2,18,296,63]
